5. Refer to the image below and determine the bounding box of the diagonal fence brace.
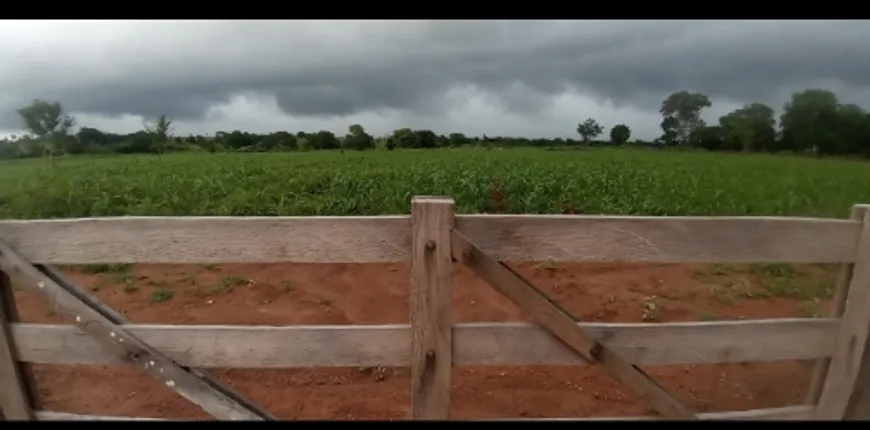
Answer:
[37,265,277,420]
[450,229,697,420]
[0,239,275,421]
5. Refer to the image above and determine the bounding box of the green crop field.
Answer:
[1,148,869,220]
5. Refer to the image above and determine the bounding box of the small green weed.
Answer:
[763,278,834,300]
[150,288,174,303]
[642,296,660,322]
[749,263,796,278]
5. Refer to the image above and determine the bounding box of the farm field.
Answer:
[2,148,870,219]
[3,148,868,419]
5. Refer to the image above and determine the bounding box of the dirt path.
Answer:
[11,261,837,419]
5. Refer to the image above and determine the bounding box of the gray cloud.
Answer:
[1,20,870,139]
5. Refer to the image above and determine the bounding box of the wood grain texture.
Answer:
[0,216,411,264]
[456,215,861,263]
[12,318,837,368]
[484,405,815,421]
[0,239,267,421]
[841,208,870,420]
[816,210,870,419]
[0,214,860,264]
[0,272,33,420]
[34,405,814,421]
[451,229,696,419]
[35,411,169,421]
[845,337,870,420]
[0,273,40,413]
[409,197,454,419]
[807,204,870,405]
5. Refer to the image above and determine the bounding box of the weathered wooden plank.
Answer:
[12,318,837,368]
[845,337,870,419]
[35,411,168,421]
[451,230,697,419]
[0,272,34,420]
[409,197,454,419]
[482,405,815,421]
[816,210,870,419]
[0,215,859,264]
[0,239,268,421]
[1,275,41,414]
[34,405,815,421]
[0,216,411,264]
[807,204,869,405]
[456,215,861,263]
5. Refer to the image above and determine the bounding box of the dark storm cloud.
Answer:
[2,20,870,129]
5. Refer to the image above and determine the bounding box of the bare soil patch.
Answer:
[12,261,837,419]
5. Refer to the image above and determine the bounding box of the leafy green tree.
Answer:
[388,128,418,149]
[609,124,631,145]
[144,114,173,157]
[690,125,725,151]
[16,99,76,162]
[780,89,840,155]
[659,91,712,145]
[448,133,470,146]
[309,130,340,150]
[76,127,107,146]
[272,132,298,151]
[414,130,438,148]
[836,104,870,157]
[659,116,679,146]
[576,118,604,143]
[342,124,375,151]
[220,130,255,150]
[718,103,776,152]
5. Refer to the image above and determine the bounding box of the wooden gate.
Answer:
[1,196,869,420]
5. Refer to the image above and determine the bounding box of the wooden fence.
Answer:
[0,196,869,420]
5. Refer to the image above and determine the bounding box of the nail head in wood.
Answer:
[425,241,436,251]
[590,342,603,359]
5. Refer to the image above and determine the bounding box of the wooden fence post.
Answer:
[0,270,38,420]
[815,209,870,420]
[844,205,870,420]
[845,338,870,419]
[807,204,869,406]
[410,196,454,420]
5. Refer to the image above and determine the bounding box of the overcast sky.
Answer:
[1,20,869,140]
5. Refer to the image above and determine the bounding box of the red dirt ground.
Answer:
[11,261,837,420]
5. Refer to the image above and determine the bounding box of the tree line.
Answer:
[2,88,869,160]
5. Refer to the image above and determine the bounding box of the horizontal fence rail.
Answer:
[12,319,838,368]
[33,404,816,421]
[0,215,861,264]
